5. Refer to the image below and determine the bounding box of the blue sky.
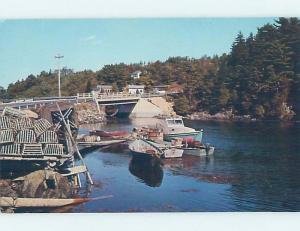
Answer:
[0,18,276,87]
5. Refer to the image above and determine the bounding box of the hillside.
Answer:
[1,17,299,121]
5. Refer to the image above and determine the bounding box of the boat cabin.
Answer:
[165,118,185,127]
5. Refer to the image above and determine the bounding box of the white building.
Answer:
[127,85,145,95]
[130,71,142,79]
[153,85,169,95]
[96,85,113,93]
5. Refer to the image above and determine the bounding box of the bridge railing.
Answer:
[76,91,166,101]
[96,92,141,100]
[77,93,94,99]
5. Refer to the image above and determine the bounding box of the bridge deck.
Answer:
[0,92,166,111]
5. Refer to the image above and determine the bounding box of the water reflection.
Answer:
[129,157,163,187]
[75,119,300,212]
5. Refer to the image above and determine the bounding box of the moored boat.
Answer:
[128,138,163,160]
[128,138,183,159]
[76,134,126,148]
[89,130,129,139]
[146,140,183,158]
[160,117,202,142]
[183,145,215,157]
[0,195,113,208]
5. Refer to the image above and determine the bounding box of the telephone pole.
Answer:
[55,54,64,97]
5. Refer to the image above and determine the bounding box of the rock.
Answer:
[75,102,106,124]
[0,170,72,199]
[188,111,253,121]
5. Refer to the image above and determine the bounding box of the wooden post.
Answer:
[55,103,94,185]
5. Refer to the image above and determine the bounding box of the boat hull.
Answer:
[130,149,157,160]
[183,146,215,157]
[128,139,161,160]
[164,131,200,142]
[0,197,90,208]
[163,148,183,158]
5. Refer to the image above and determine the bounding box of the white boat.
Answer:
[160,117,202,142]
[146,140,184,158]
[183,145,215,157]
[163,148,184,158]
[128,138,183,159]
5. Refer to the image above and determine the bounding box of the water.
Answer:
[21,119,300,212]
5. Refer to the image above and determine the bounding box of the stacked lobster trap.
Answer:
[0,107,72,165]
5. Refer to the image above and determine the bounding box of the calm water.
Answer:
[49,119,300,212]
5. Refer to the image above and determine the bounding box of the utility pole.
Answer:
[55,54,64,97]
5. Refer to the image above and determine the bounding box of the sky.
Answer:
[0,18,276,87]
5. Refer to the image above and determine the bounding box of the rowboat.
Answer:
[128,138,183,159]
[0,195,112,208]
[128,138,163,159]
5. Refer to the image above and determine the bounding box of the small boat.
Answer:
[181,137,215,156]
[183,145,215,157]
[89,130,129,139]
[77,134,126,148]
[163,147,184,158]
[137,126,164,142]
[0,197,90,208]
[0,195,113,208]
[160,117,202,142]
[128,138,163,160]
[128,138,183,159]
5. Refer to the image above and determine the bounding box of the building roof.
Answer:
[128,85,145,89]
[97,85,112,89]
[153,85,169,89]
[167,83,184,93]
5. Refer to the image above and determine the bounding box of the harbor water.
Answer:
[23,118,300,212]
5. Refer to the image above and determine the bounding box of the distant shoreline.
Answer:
[184,111,300,123]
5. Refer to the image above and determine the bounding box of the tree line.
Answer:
[0,17,299,120]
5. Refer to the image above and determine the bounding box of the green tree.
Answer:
[173,95,190,116]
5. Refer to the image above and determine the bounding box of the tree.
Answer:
[85,79,93,93]
[173,95,190,116]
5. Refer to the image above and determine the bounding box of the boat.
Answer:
[128,138,163,160]
[128,138,183,159]
[160,117,202,142]
[146,139,183,158]
[183,145,215,156]
[76,134,126,148]
[134,126,164,142]
[89,130,129,139]
[181,137,215,156]
[0,195,113,208]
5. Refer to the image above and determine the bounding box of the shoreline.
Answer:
[185,112,300,123]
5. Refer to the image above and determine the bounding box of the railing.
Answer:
[96,92,140,100]
[76,93,94,99]
[76,91,166,101]
[0,97,78,111]
[0,92,167,111]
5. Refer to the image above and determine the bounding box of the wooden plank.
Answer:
[61,165,88,176]
[0,195,113,208]
[77,139,126,147]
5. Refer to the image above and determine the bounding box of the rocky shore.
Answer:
[74,102,106,124]
[187,111,257,122]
